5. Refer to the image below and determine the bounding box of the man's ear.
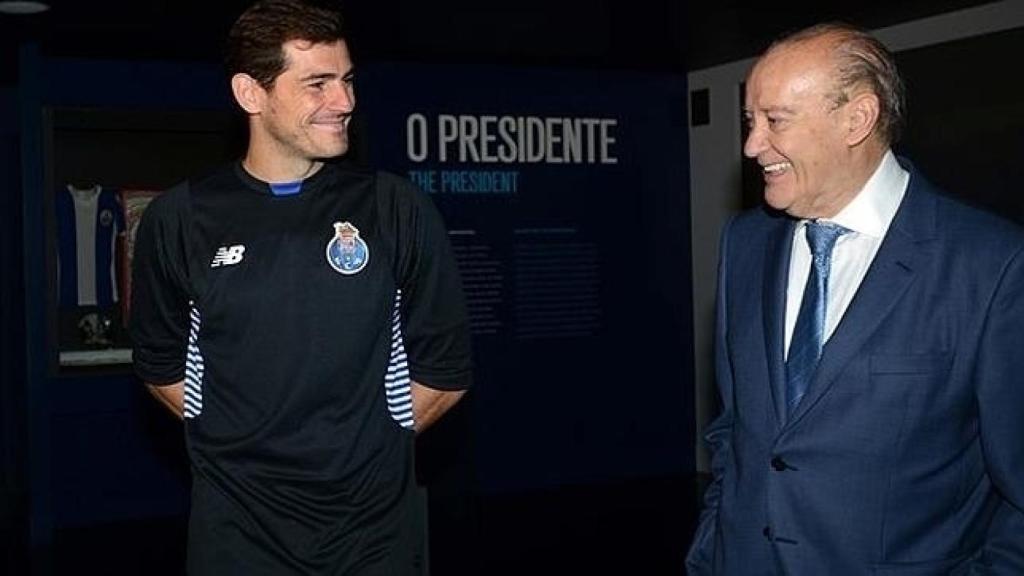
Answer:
[231,73,266,114]
[845,90,881,147]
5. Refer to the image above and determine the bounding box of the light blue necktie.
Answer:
[785,220,848,417]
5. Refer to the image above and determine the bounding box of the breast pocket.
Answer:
[861,351,970,466]
[822,352,956,458]
[868,353,953,376]
[865,352,956,412]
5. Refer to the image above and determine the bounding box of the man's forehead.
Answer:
[747,46,832,104]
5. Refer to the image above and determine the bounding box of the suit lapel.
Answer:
[787,171,938,425]
[763,217,796,429]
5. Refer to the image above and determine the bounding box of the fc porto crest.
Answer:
[326,221,369,275]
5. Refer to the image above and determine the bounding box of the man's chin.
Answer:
[763,186,791,211]
[312,139,350,159]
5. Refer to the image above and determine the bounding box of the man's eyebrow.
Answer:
[744,106,797,120]
[762,105,797,116]
[298,68,355,82]
[299,72,339,82]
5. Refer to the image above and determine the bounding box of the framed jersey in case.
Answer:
[43,106,242,374]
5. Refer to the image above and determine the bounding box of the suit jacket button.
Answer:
[762,526,772,539]
[770,456,787,471]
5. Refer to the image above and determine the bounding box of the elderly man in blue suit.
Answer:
[687,22,1024,575]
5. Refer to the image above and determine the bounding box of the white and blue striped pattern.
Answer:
[184,305,205,418]
[385,290,414,429]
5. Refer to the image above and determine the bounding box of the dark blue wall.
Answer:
[360,64,694,492]
[2,83,29,575]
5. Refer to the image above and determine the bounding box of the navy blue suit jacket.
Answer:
[687,164,1024,575]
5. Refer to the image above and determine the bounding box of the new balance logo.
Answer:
[211,245,246,268]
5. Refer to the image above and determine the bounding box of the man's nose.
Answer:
[743,124,765,159]
[328,82,355,112]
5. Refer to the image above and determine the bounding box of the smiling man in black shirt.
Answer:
[130,1,473,573]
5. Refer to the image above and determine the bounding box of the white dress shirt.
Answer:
[784,151,910,359]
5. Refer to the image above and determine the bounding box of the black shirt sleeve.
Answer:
[380,172,473,391]
[129,182,193,385]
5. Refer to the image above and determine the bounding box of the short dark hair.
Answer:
[770,22,907,144]
[225,0,346,88]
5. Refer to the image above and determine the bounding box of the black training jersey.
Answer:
[130,162,472,575]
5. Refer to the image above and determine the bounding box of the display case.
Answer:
[43,106,243,373]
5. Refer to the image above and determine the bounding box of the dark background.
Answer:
[3,1,1019,575]
[0,0,1001,82]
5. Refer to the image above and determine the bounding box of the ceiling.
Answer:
[0,0,1006,84]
